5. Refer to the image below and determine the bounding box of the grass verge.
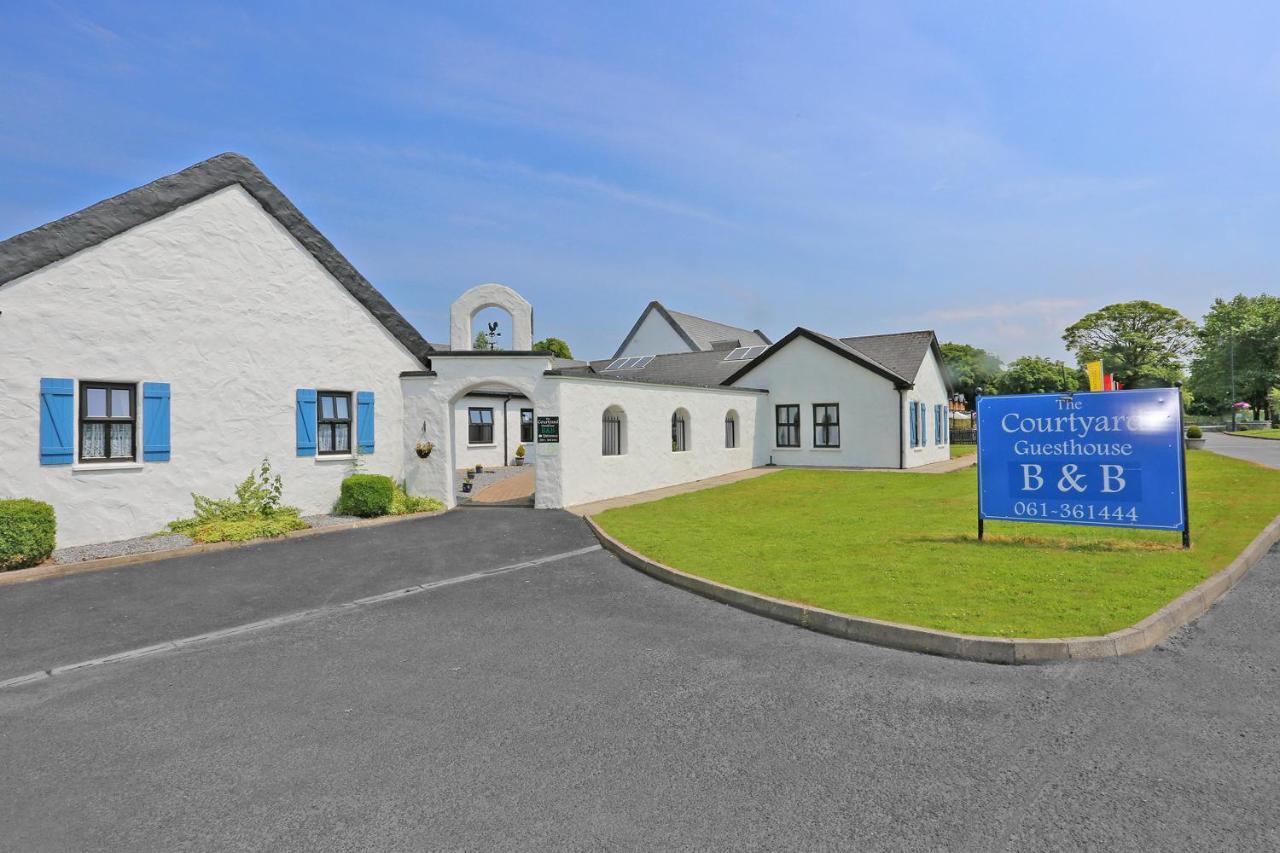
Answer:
[950,444,977,458]
[594,451,1280,638]
[1235,428,1280,440]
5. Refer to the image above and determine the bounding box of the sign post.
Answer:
[976,387,1189,547]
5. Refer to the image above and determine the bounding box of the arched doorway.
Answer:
[449,380,537,507]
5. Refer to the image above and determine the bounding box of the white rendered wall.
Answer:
[452,394,534,470]
[0,186,422,547]
[616,310,694,357]
[901,348,951,467]
[728,336,903,468]
[536,376,763,508]
[448,283,533,351]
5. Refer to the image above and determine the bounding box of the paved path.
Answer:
[469,467,536,504]
[2,510,1279,849]
[1205,431,1280,469]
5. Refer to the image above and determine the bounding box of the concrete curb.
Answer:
[0,510,447,588]
[585,514,1280,665]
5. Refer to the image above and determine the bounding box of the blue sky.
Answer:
[3,1,1278,361]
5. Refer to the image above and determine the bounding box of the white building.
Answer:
[0,154,952,547]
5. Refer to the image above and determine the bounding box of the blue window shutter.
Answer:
[142,382,171,461]
[296,389,317,456]
[356,391,375,454]
[909,401,917,448]
[39,378,75,465]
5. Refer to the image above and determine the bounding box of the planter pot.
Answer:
[513,458,525,466]
[1185,437,1207,450]
[415,447,433,459]
[461,481,472,493]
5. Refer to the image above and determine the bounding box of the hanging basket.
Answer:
[415,422,434,459]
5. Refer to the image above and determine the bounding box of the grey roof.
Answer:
[838,331,939,384]
[722,327,914,388]
[553,349,765,389]
[612,301,771,357]
[0,152,434,366]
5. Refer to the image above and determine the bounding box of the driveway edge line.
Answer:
[584,515,1280,665]
[0,510,448,588]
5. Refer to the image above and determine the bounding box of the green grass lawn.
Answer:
[1236,427,1280,440]
[950,444,977,458]
[594,451,1280,639]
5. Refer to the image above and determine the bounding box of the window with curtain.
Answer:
[724,411,738,448]
[520,408,534,443]
[317,391,352,455]
[80,382,135,462]
[813,403,840,448]
[468,407,494,444]
[775,405,800,447]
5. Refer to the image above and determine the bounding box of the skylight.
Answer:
[604,355,655,371]
[724,345,767,361]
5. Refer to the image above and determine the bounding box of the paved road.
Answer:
[1204,430,1280,469]
[2,509,1279,850]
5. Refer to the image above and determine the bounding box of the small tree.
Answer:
[940,342,1003,404]
[533,337,573,359]
[994,357,1085,395]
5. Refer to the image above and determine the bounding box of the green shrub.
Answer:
[168,459,308,543]
[337,474,396,518]
[391,482,445,516]
[1186,425,1203,439]
[0,499,56,571]
[181,511,308,543]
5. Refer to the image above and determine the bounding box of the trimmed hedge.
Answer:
[337,474,396,518]
[0,499,56,571]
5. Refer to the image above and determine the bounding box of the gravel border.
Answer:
[53,533,195,565]
[301,514,362,529]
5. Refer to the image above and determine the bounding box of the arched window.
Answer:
[602,406,626,456]
[671,409,690,452]
[724,410,739,448]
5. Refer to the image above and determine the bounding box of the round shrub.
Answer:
[337,474,396,518]
[0,499,56,571]
[1186,425,1203,439]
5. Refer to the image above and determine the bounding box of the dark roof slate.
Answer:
[839,331,940,384]
[0,152,434,366]
[555,349,762,389]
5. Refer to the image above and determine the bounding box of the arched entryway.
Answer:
[449,380,537,507]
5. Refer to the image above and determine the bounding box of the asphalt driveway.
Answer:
[2,507,1279,850]
[1204,430,1280,469]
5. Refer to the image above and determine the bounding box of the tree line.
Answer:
[941,296,1280,421]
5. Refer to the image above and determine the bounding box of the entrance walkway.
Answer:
[468,468,536,505]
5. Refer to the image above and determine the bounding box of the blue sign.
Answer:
[977,388,1186,531]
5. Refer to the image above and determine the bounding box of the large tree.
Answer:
[1062,300,1196,387]
[993,356,1085,395]
[939,342,1003,403]
[533,336,573,359]
[1187,294,1280,420]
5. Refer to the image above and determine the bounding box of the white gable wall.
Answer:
[0,185,422,547]
[616,310,694,357]
[729,336,903,468]
[901,347,951,467]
